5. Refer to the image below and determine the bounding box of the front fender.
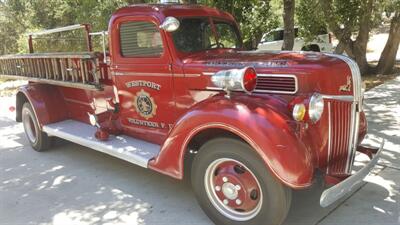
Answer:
[149,94,314,189]
[16,83,68,127]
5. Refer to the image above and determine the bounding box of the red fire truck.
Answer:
[0,3,384,225]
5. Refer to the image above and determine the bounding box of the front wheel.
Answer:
[191,138,291,225]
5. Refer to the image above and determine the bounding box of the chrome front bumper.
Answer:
[320,139,385,207]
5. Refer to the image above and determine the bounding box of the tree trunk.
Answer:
[282,0,295,50]
[376,12,400,75]
[351,0,374,74]
[319,0,374,74]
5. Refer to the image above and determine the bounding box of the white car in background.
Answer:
[258,27,333,52]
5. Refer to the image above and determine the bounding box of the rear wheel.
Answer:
[22,102,50,151]
[191,138,291,225]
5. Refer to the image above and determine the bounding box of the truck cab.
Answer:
[0,3,384,225]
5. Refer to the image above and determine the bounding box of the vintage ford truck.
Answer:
[0,3,384,225]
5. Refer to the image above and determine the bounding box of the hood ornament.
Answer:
[339,76,352,92]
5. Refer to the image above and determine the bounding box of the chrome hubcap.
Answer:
[204,158,263,222]
[222,182,238,200]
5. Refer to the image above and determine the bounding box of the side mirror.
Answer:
[160,17,180,32]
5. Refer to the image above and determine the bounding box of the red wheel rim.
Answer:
[204,158,263,221]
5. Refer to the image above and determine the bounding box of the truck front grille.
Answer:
[327,100,353,175]
[324,54,363,176]
[255,74,297,94]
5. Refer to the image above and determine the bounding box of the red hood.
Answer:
[181,50,341,69]
[181,50,352,96]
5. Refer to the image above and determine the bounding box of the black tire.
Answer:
[22,102,50,151]
[191,138,291,225]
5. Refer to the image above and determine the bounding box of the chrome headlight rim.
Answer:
[309,93,324,123]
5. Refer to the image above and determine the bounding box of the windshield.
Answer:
[172,17,241,53]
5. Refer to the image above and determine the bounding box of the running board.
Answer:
[42,120,160,168]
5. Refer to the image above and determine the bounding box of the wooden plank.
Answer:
[6,59,11,75]
[66,59,72,82]
[91,59,100,84]
[40,59,44,78]
[9,59,13,75]
[35,60,41,78]
[13,59,17,75]
[0,75,102,90]
[60,59,66,81]
[73,60,79,82]
[0,60,3,74]
[70,59,76,82]
[46,59,54,80]
[44,59,48,79]
[22,59,26,76]
[83,60,89,82]
[53,59,60,80]
[32,58,37,77]
[23,59,28,76]
[79,59,86,83]
[40,59,45,79]
[20,59,24,76]
[4,60,7,74]
[0,60,4,74]
[46,59,51,79]
[0,52,97,60]
[6,60,9,74]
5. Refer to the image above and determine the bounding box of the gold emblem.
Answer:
[134,89,157,120]
[339,76,352,92]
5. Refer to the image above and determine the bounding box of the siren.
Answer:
[211,67,258,94]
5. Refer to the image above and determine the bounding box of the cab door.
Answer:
[110,16,175,145]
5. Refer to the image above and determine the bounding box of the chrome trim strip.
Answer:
[349,106,361,170]
[345,103,356,172]
[203,72,216,76]
[114,72,200,78]
[254,74,298,94]
[320,139,385,207]
[327,102,332,174]
[205,87,224,91]
[185,74,202,77]
[322,95,353,102]
[114,72,171,77]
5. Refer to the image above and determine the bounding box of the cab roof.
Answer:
[113,3,235,21]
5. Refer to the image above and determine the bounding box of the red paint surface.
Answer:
[16,4,368,189]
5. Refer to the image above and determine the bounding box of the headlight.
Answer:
[309,93,324,123]
[292,103,306,122]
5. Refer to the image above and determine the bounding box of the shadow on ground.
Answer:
[363,77,400,169]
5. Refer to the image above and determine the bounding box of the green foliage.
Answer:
[0,0,134,54]
[0,0,281,53]
[298,0,393,40]
[297,0,326,42]
[207,0,279,49]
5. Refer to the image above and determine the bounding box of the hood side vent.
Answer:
[255,74,298,94]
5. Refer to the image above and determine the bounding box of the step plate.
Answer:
[43,120,160,168]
